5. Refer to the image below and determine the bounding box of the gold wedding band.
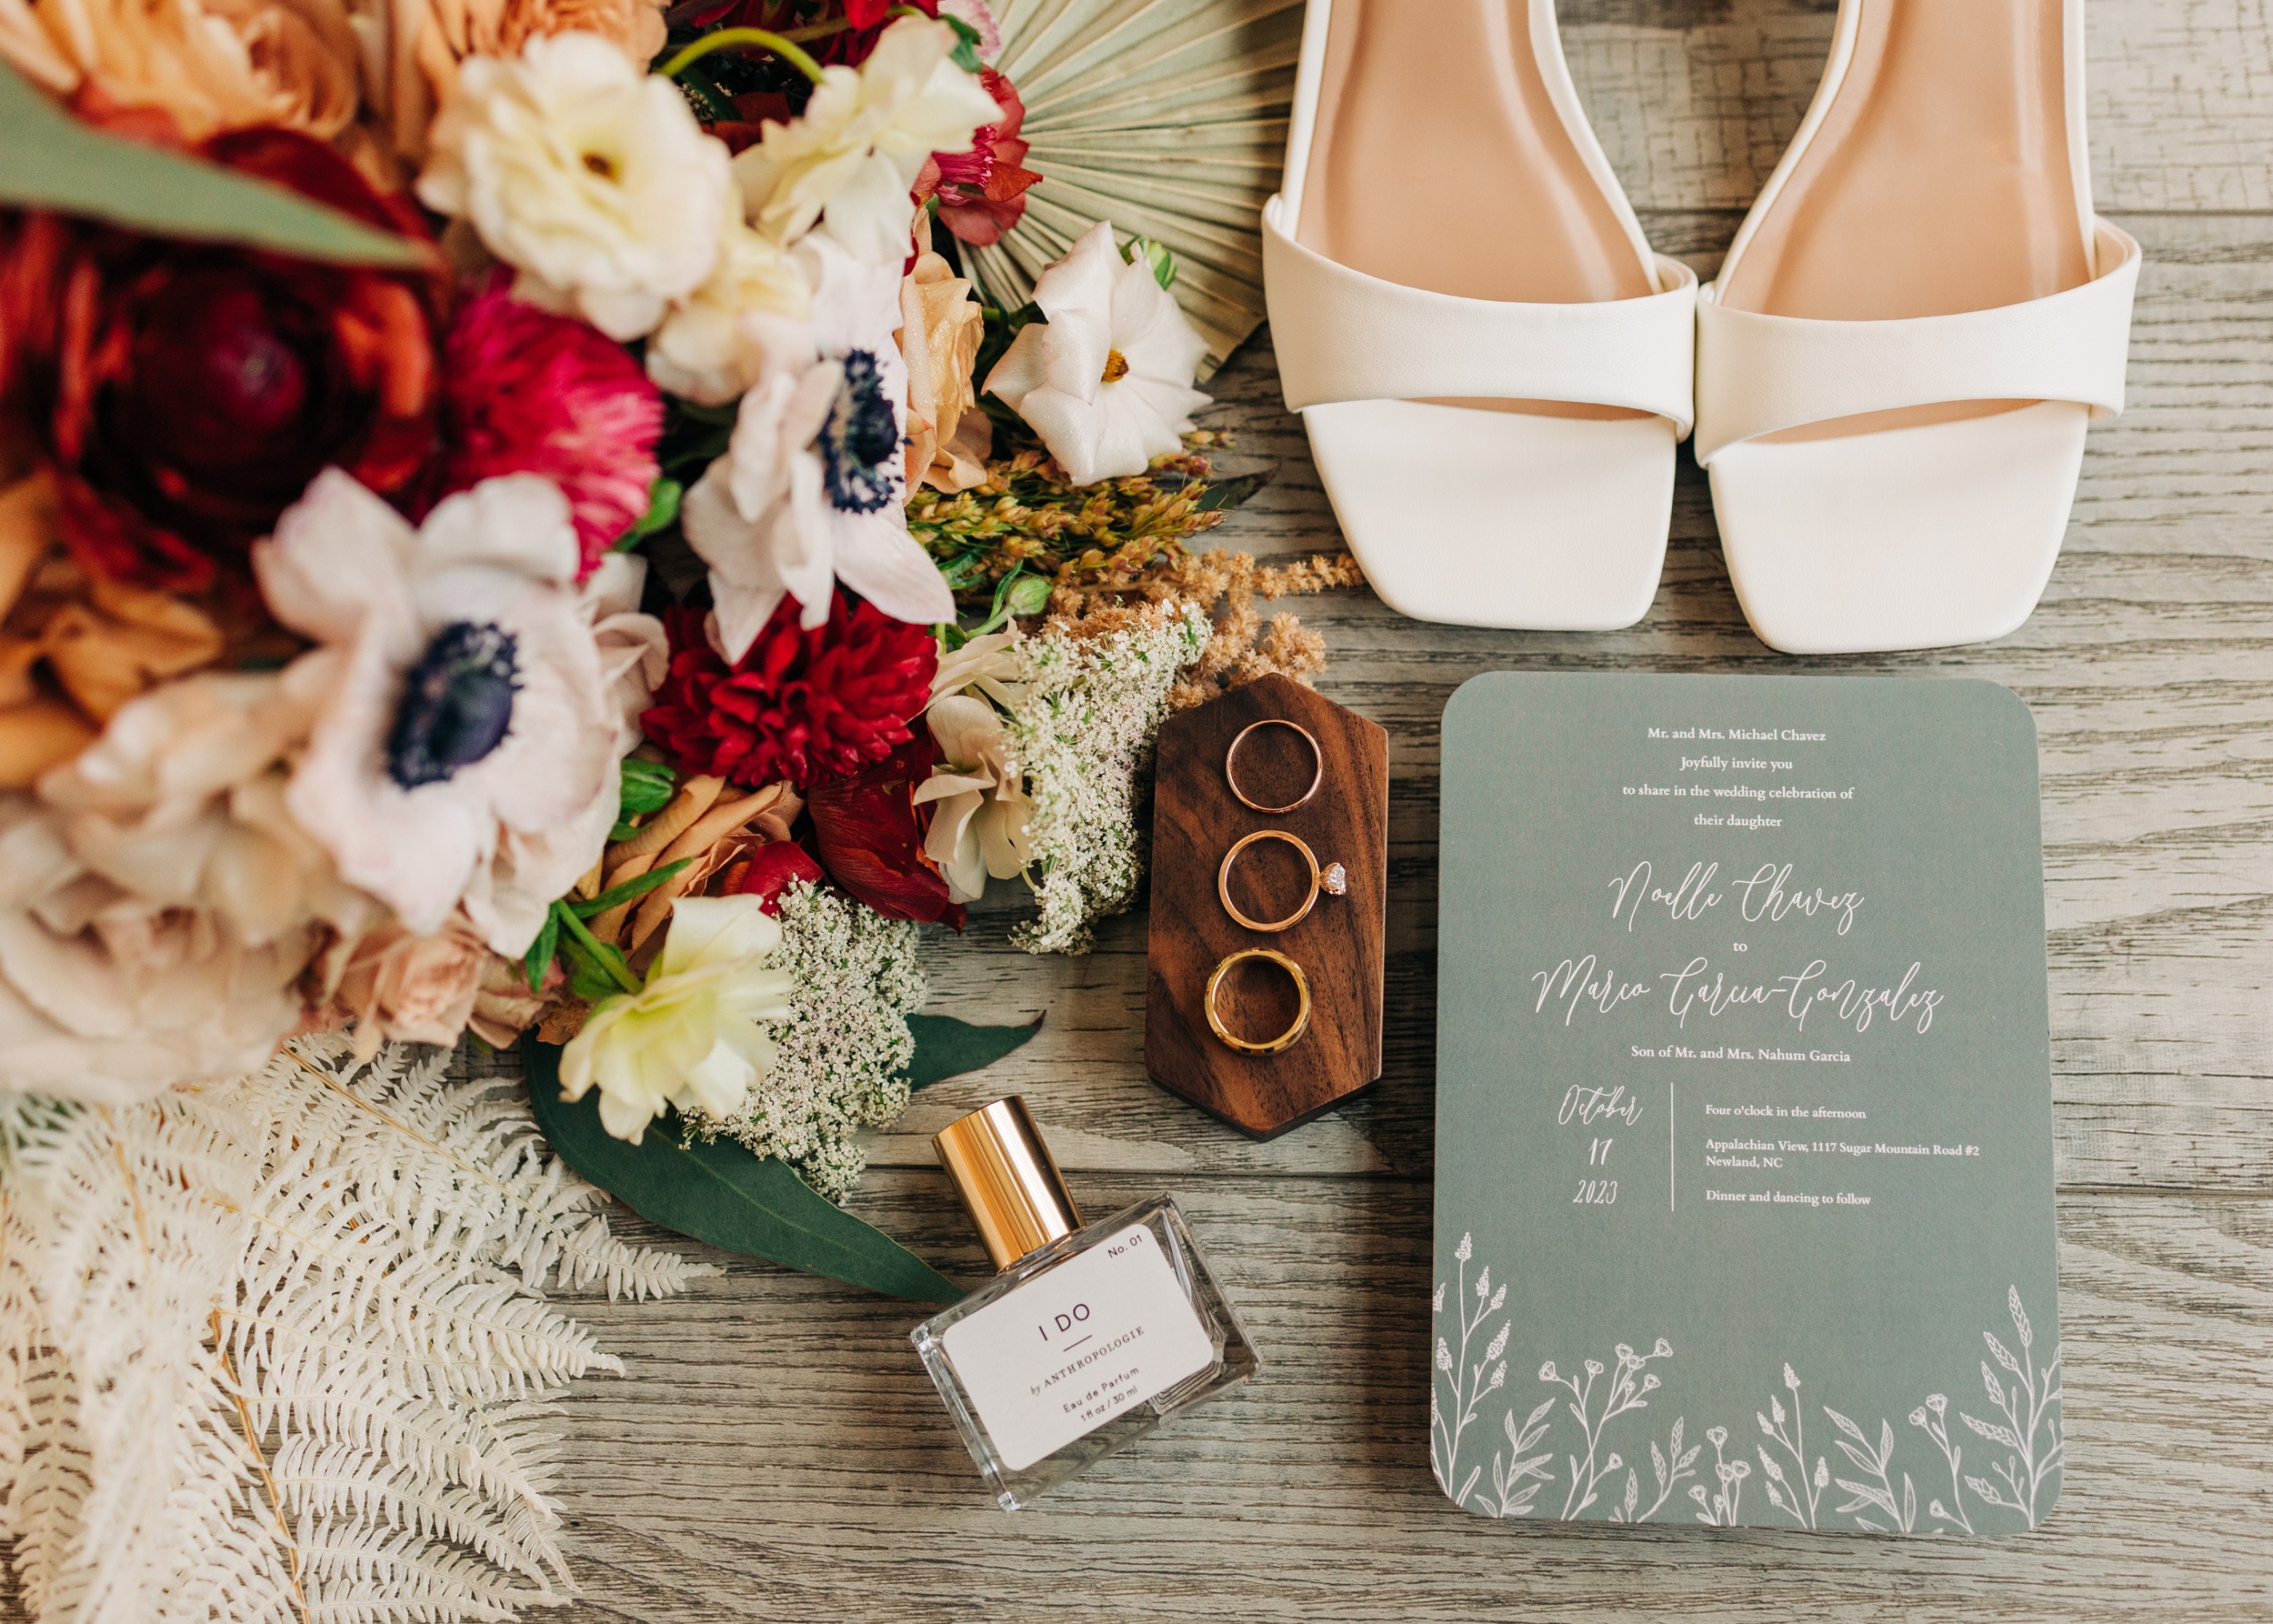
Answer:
[1205,948,1312,1056]
[1217,829,1347,933]
[1225,718,1324,814]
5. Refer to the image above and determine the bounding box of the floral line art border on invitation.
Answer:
[1427,1233,2062,1534]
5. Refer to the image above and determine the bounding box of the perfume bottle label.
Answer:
[940,1222,1216,1472]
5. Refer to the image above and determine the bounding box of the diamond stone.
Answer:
[1320,862,1347,896]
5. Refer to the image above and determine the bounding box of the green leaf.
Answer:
[0,61,432,267]
[523,908,561,994]
[612,476,683,551]
[897,1013,1045,1091]
[617,759,678,819]
[1196,471,1270,514]
[671,57,740,125]
[1123,235,1177,290]
[569,857,693,918]
[943,12,985,71]
[526,1043,965,1301]
[1002,575,1053,617]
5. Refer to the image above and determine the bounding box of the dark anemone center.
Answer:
[386,622,521,790]
[815,348,900,516]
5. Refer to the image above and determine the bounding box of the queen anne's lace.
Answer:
[697,879,926,1199]
[1006,600,1207,955]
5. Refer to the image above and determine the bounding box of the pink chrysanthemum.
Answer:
[434,278,663,576]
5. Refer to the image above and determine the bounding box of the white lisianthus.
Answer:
[734,15,999,264]
[558,894,796,1144]
[418,32,733,342]
[984,221,1212,485]
[680,235,955,658]
[646,203,816,406]
[930,627,1027,710]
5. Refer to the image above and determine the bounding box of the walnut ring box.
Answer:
[1145,674,1387,1138]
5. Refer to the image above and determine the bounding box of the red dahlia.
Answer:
[642,592,938,789]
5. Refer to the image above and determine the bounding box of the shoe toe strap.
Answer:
[1262,199,1698,436]
[1694,221,2141,465]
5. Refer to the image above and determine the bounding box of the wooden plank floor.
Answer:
[535,2,2273,1618]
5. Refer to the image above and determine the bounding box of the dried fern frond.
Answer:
[0,1036,706,1624]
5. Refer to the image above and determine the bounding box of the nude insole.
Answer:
[1717,0,2091,440]
[1296,0,1652,418]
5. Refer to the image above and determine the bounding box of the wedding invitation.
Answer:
[1431,674,2061,1535]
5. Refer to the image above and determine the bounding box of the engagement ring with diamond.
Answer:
[1217,829,1348,934]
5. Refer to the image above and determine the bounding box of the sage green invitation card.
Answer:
[1430,674,2060,1535]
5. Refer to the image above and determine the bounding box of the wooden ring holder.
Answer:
[1146,674,1387,1138]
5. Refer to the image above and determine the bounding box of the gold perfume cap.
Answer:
[933,1097,1083,1272]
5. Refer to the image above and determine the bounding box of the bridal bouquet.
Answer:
[0,4,1353,1614]
[0,0,1338,1133]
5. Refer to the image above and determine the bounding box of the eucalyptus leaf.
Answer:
[525,1043,964,1301]
[898,1013,1045,1090]
[0,61,430,266]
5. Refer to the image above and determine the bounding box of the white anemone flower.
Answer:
[558,894,796,1143]
[734,15,999,264]
[984,221,1211,485]
[418,32,733,341]
[253,470,620,955]
[679,234,955,659]
[914,693,1031,903]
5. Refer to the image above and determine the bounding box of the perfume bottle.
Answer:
[911,1098,1261,1509]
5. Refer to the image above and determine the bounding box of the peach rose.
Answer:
[328,915,493,1057]
[0,667,380,1105]
[0,0,362,141]
[897,215,991,494]
[367,0,670,161]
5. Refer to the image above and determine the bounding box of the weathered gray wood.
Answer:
[535,1184,2273,1622]
[1557,0,2273,214]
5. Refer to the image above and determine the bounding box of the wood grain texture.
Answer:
[1147,676,1388,1137]
[496,2,2269,1616]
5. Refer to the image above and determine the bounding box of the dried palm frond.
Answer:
[966,0,1305,375]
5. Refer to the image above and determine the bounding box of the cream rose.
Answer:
[417,31,733,342]
[0,667,381,1105]
[325,915,492,1057]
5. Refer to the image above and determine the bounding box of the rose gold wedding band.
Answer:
[1217,829,1347,934]
[1204,948,1312,1056]
[1225,718,1324,814]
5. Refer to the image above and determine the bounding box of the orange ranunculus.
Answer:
[0,0,362,142]
[367,0,669,161]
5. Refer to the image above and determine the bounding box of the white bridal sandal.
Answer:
[1262,0,1696,631]
[1697,0,2141,654]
